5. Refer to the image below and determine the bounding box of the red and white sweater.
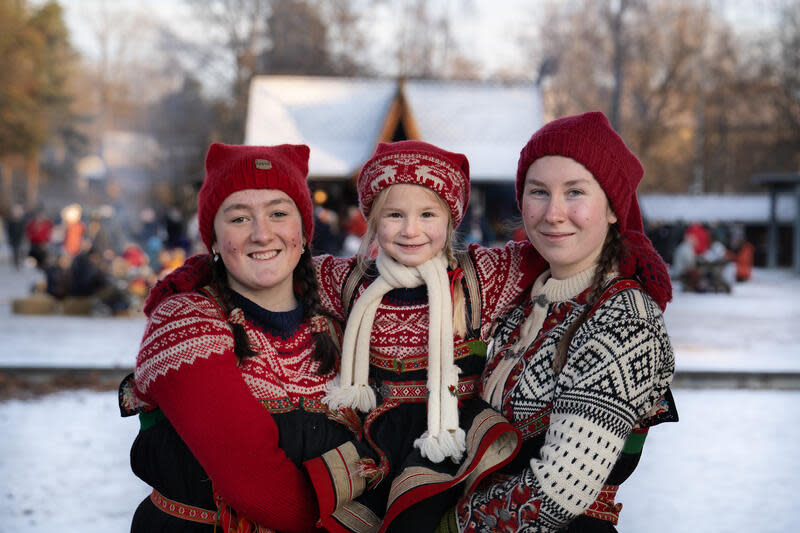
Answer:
[313,240,542,388]
[135,290,336,533]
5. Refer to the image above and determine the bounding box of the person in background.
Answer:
[670,233,697,285]
[60,203,85,258]
[24,206,53,268]
[3,203,26,269]
[439,111,677,532]
[339,206,368,257]
[120,143,354,532]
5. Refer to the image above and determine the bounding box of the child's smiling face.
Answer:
[375,184,451,267]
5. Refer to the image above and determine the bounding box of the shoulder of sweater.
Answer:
[570,288,671,358]
[466,239,526,259]
[311,253,357,280]
[148,290,224,323]
[589,285,665,324]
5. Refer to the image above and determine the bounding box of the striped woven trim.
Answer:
[582,484,622,524]
[259,396,331,414]
[369,339,486,372]
[149,488,217,525]
[319,441,367,510]
[373,375,478,403]
[330,500,381,533]
[512,403,552,441]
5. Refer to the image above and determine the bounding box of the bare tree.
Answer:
[529,0,725,191]
[262,0,367,75]
[774,1,800,137]
[373,0,477,79]
[190,0,271,140]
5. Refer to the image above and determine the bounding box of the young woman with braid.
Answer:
[436,111,679,532]
[302,141,546,533]
[118,143,354,532]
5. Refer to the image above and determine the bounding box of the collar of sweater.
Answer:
[532,266,596,306]
[512,266,597,356]
[231,290,304,339]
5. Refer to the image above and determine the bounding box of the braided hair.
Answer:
[293,246,339,374]
[552,224,622,374]
[210,248,340,374]
[210,254,257,360]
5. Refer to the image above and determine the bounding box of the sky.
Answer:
[55,0,780,72]
[56,0,537,78]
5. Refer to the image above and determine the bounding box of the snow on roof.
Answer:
[245,76,397,178]
[244,76,543,182]
[404,80,542,182]
[639,194,797,224]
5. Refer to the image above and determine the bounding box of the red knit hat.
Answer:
[357,140,470,227]
[197,143,313,252]
[516,111,672,310]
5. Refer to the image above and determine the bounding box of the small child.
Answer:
[305,141,545,532]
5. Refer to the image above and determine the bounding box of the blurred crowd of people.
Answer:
[647,220,754,294]
[2,197,758,315]
[1,201,203,315]
[1,199,378,316]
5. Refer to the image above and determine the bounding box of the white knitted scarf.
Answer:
[323,250,466,463]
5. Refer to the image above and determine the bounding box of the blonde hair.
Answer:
[358,185,467,338]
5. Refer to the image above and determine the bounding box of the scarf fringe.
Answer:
[323,377,376,412]
[413,428,467,464]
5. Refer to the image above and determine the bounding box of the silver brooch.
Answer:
[533,294,548,307]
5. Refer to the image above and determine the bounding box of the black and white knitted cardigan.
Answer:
[456,269,675,532]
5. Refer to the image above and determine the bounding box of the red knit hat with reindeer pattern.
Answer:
[357,140,470,227]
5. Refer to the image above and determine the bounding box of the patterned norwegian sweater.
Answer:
[133,288,349,533]
[313,241,541,363]
[311,241,542,469]
[456,269,675,532]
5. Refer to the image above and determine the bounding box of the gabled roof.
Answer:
[404,80,541,182]
[245,76,397,178]
[244,75,542,182]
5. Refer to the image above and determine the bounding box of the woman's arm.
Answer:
[467,240,546,334]
[311,254,357,321]
[136,294,320,533]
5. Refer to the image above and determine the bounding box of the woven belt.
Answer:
[150,488,217,525]
[369,339,487,372]
[372,375,479,403]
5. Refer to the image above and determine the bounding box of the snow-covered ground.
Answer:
[1,259,799,532]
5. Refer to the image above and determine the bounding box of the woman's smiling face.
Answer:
[521,155,617,279]
[212,188,305,310]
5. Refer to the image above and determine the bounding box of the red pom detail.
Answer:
[619,231,672,311]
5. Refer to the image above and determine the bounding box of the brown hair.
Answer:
[358,185,467,338]
[552,224,622,374]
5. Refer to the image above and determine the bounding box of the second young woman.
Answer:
[438,111,678,532]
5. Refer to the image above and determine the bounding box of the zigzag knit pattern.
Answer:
[136,291,334,404]
[460,287,674,532]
